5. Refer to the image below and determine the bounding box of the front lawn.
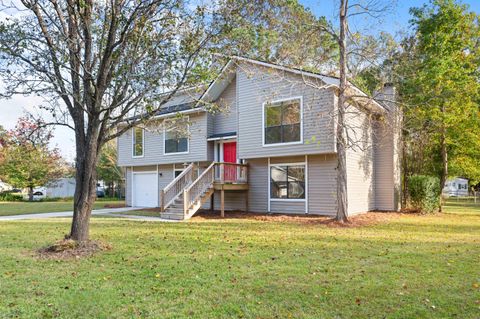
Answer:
[0,205,479,318]
[116,208,161,217]
[0,198,125,216]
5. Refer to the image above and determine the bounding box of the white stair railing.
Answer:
[160,163,195,212]
[183,162,215,216]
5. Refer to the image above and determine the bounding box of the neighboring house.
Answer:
[443,177,469,197]
[0,180,12,192]
[44,178,76,198]
[117,57,401,220]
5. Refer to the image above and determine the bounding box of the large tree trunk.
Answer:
[28,186,34,202]
[402,132,409,208]
[336,0,349,222]
[69,133,100,242]
[439,118,447,212]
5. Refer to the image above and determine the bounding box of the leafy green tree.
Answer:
[0,125,7,147]
[396,0,480,208]
[215,0,337,70]
[97,141,123,198]
[0,0,238,241]
[0,119,65,201]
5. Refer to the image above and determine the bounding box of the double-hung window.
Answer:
[164,117,189,154]
[270,164,305,199]
[132,127,144,157]
[264,97,302,145]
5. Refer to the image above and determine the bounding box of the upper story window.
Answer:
[263,97,302,145]
[132,127,144,157]
[164,117,189,154]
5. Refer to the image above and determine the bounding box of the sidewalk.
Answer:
[0,207,141,221]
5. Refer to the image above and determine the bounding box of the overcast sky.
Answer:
[1,0,479,162]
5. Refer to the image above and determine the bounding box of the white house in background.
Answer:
[44,178,76,198]
[0,180,12,192]
[443,177,469,197]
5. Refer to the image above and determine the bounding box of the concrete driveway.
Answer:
[0,207,142,221]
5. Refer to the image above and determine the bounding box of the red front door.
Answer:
[223,142,237,182]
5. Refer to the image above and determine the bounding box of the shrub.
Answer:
[0,191,24,202]
[408,175,441,213]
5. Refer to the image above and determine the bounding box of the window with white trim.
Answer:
[132,127,144,157]
[264,98,302,145]
[164,118,189,154]
[270,164,305,199]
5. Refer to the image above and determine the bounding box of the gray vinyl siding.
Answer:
[373,86,401,211]
[373,121,395,210]
[248,155,338,215]
[212,77,237,135]
[270,156,306,164]
[211,191,246,211]
[117,112,208,166]
[345,108,375,215]
[237,62,336,159]
[206,141,215,162]
[307,154,337,216]
[207,113,215,136]
[270,201,305,214]
[125,167,132,206]
[246,158,269,213]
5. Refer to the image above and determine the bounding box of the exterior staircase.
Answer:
[160,188,214,220]
[160,162,216,220]
[159,161,248,220]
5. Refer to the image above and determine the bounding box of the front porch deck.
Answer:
[212,162,249,217]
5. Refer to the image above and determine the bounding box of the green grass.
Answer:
[0,199,125,216]
[116,209,161,217]
[0,205,479,318]
[444,198,480,215]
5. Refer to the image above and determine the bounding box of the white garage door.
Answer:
[133,173,158,207]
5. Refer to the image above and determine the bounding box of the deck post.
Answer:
[220,163,224,183]
[160,189,165,212]
[210,192,214,213]
[220,188,225,218]
[245,190,249,213]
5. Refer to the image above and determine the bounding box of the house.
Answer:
[45,178,76,198]
[31,178,76,199]
[0,180,12,192]
[443,177,469,197]
[117,57,401,220]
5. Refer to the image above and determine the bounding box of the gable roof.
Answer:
[196,56,387,114]
[128,56,387,121]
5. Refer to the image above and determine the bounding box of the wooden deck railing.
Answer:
[214,162,248,184]
[160,163,195,212]
[183,162,216,215]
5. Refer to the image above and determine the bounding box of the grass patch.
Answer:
[0,200,125,216]
[116,208,161,217]
[0,204,479,318]
[444,198,480,215]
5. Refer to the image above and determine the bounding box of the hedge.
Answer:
[408,175,441,213]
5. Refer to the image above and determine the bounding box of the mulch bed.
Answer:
[193,210,417,227]
[37,239,112,260]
